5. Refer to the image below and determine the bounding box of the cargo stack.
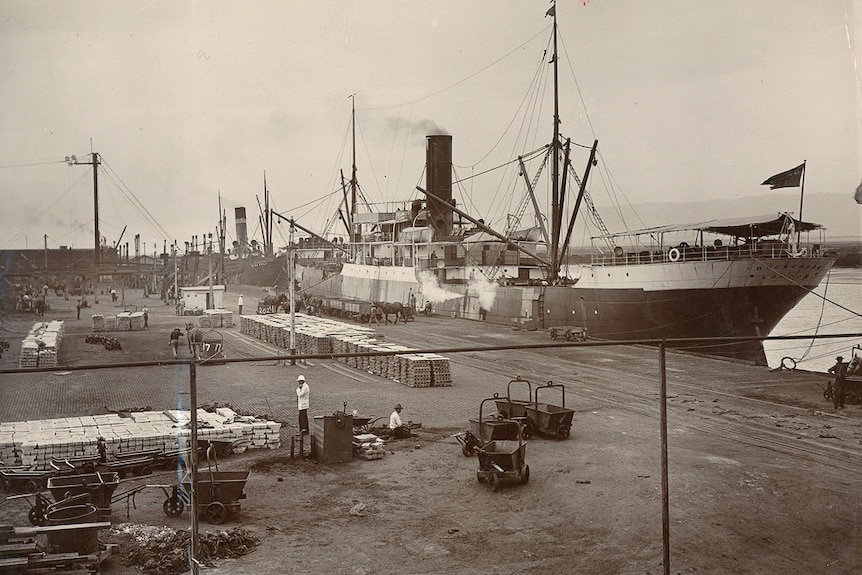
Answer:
[353,433,385,460]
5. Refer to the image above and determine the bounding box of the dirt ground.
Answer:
[1,287,860,575]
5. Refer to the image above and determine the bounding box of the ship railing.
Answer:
[590,240,822,266]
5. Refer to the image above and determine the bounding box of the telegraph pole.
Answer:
[66,152,101,267]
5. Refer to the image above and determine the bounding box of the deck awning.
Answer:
[596,213,823,240]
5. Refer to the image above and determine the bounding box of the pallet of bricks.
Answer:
[353,433,385,460]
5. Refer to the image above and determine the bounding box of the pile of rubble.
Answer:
[109,524,259,575]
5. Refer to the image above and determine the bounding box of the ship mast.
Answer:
[549,2,561,282]
[350,94,357,243]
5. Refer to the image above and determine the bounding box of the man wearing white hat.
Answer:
[389,403,411,439]
[296,375,310,433]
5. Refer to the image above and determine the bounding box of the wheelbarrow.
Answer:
[162,445,250,524]
[521,382,575,440]
[475,420,529,492]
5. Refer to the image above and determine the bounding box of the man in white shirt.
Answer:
[296,375,310,433]
[389,404,411,438]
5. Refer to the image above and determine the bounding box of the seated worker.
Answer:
[389,404,411,439]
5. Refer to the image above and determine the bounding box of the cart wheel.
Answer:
[549,329,558,340]
[82,462,96,474]
[522,424,534,440]
[205,501,228,524]
[461,444,475,457]
[28,506,46,526]
[520,465,530,485]
[163,497,184,517]
[823,388,833,401]
[476,472,485,483]
[846,391,860,405]
[490,473,501,492]
[556,425,571,440]
[0,478,10,492]
[24,480,40,494]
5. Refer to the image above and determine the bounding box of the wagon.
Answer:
[521,382,575,440]
[475,420,529,492]
[548,325,586,341]
[493,376,534,420]
[0,460,77,494]
[200,330,227,365]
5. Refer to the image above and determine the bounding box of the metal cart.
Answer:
[475,420,529,492]
[521,382,575,440]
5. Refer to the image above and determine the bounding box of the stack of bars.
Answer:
[96,316,118,332]
[353,433,385,460]
[117,312,132,331]
[18,321,64,369]
[202,309,234,328]
[0,409,281,469]
[238,313,453,387]
[399,354,433,388]
[129,311,145,330]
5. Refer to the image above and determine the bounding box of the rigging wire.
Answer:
[100,158,174,241]
[1,170,87,249]
[0,159,66,170]
[359,26,551,112]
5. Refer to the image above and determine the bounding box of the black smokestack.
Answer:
[235,207,248,256]
[426,134,453,236]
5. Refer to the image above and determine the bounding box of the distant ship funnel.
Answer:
[426,134,453,236]
[235,207,248,256]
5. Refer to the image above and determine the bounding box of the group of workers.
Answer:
[295,375,411,439]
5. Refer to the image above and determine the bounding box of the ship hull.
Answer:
[297,256,834,364]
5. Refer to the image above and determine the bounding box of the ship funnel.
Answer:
[426,134,453,236]
[235,207,248,256]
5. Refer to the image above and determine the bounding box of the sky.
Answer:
[1,0,859,254]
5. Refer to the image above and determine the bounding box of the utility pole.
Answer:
[44,235,48,270]
[66,152,101,267]
[173,242,179,312]
[289,219,296,365]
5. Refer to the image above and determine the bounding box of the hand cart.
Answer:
[521,382,575,440]
[161,445,250,524]
[455,396,520,457]
[46,472,120,519]
[493,376,534,420]
[475,420,529,492]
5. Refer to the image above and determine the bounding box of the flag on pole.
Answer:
[855,179,862,204]
[761,163,804,189]
[546,5,556,17]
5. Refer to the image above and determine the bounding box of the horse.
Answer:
[186,323,203,359]
[375,301,408,324]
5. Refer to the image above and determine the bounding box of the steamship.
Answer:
[245,6,835,364]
